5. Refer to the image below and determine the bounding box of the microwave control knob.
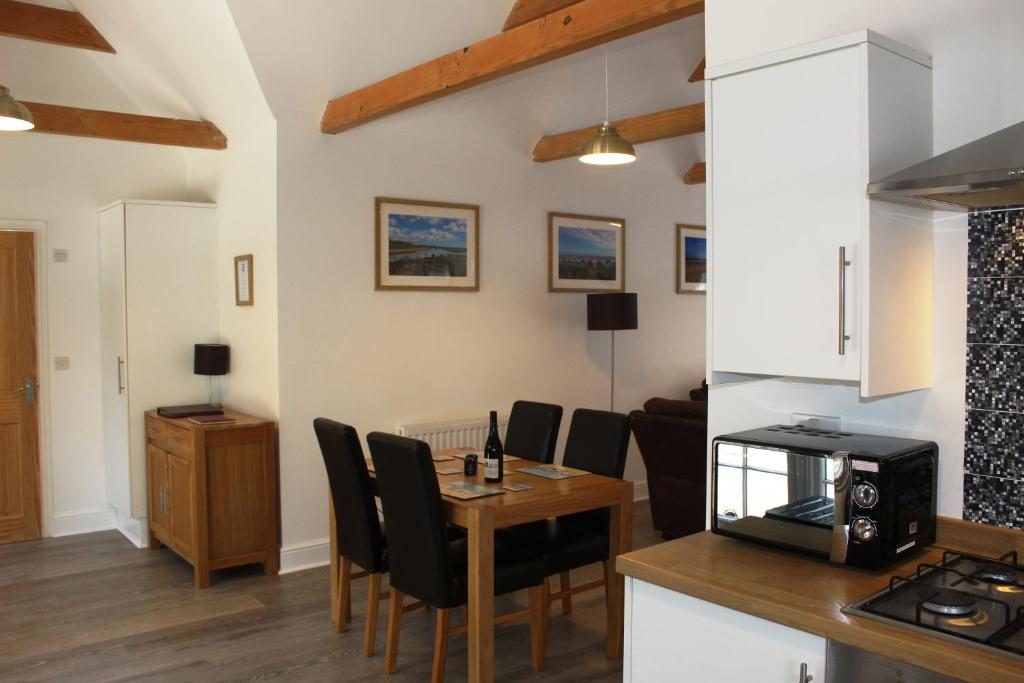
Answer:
[851,517,876,542]
[853,483,879,508]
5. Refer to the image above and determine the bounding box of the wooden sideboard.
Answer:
[145,410,278,587]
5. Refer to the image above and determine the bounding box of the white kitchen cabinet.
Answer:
[707,30,934,397]
[625,577,826,683]
[99,200,217,546]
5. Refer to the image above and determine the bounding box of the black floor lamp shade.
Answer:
[194,343,230,376]
[587,293,638,331]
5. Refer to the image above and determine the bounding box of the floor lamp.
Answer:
[587,293,638,412]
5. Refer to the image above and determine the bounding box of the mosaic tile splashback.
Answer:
[964,208,1024,529]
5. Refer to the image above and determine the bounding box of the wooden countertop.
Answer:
[617,530,1024,683]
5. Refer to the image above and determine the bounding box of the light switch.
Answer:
[53,249,69,263]
[54,356,70,371]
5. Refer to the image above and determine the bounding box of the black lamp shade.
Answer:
[587,293,638,331]
[194,343,230,376]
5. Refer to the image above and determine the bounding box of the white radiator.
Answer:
[396,415,508,451]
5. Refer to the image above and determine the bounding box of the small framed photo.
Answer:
[676,224,707,294]
[548,212,625,293]
[375,197,479,291]
[234,254,254,306]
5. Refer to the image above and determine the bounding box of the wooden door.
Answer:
[0,231,41,544]
[168,454,194,557]
[710,45,862,381]
[147,444,170,540]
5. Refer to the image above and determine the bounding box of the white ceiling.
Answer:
[227,0,705,133]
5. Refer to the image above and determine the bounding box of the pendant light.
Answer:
[579,50,635,166]
[0,86,34,131]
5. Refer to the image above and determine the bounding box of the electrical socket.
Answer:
[791,412,842,431]
[54,356,70,371]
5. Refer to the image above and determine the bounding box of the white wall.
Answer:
[77,0,280,420]
[704,0,1024,519]
[0,99,199,537]
[230,2,708,568]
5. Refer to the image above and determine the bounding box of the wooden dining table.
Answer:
[328,447,633,683]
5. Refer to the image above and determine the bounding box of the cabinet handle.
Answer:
[838,246,851,355]
[116,356,125,394]
[798,662,813,683]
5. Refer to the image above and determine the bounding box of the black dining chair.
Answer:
[498,408,631,620]
[314,418,390,656]
[503,400,563,464]
[366,431,548,683]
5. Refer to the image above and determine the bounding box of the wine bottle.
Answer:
[483,410,504,483]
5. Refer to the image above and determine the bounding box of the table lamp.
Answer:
[195,343,230,407]
[587,293,638,411]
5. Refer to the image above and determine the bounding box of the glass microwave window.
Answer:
[747,469,790,518]
[715,442,836,531]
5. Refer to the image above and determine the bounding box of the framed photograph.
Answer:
[234,254,254,306]
[676,224,707,294]
[375,197,479,291]
[548,212,625,293]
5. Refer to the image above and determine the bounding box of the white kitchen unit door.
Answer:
[99,200,217,545]
[625,577,826,683]
[708,31,933,396]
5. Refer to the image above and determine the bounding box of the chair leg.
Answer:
[336,557,352,633]
[529,585,548,672]
[363,572,383,657]
[384,588,404,674]
[559,571,573,615]
[431,608,451,683]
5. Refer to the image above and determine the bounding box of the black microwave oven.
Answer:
[711,424,938,569]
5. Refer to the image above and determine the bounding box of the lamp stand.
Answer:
[610,329,616,412]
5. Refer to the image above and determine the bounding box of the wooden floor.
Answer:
[0,505,661,682]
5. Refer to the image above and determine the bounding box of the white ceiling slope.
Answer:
[227,0,705,131]
[69,0,273,136]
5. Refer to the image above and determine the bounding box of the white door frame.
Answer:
[0,219,53,538]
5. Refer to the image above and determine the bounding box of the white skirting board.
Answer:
[48,506,116,537]
[280,480,650,575]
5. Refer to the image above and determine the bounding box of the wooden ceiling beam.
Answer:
[683,161,705,184]
[502,0,584,30]
[532,102,704,162]
[321,0,704,134]
[688,56,705,83]
[0,0,114,53]
[23,102,227,150]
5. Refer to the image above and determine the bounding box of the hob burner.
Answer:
[919,588,977,616]
[975,564,1017,585]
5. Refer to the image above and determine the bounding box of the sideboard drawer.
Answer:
[146,419,193,459]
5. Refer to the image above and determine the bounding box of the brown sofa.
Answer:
[629,392,707,540]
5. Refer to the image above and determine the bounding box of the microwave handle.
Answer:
[829,452,852,564]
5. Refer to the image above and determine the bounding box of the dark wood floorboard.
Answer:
[0,505,661,682]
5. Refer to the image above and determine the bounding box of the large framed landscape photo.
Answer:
[677,224,707,294]
[548,212,625,293]
[375,197,479,291]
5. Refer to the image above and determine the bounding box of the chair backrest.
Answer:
[561,409,632,532]
[503,400,563,464]
[314,418,386,573]
[366,432,453,607]
[562,408,631,478]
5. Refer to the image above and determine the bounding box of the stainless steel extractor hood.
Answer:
[868,120,1024,210]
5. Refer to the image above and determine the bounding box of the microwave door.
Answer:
[714,442,836,558]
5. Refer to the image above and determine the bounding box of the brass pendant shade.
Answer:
[0,86,34,132]
[579,122,636,166]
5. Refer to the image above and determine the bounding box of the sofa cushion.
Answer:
[642,397,708,420]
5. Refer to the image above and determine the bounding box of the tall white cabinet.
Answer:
[99,200,218,546]
[707,31,934,397]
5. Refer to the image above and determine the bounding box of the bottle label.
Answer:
[484,459,499,479]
